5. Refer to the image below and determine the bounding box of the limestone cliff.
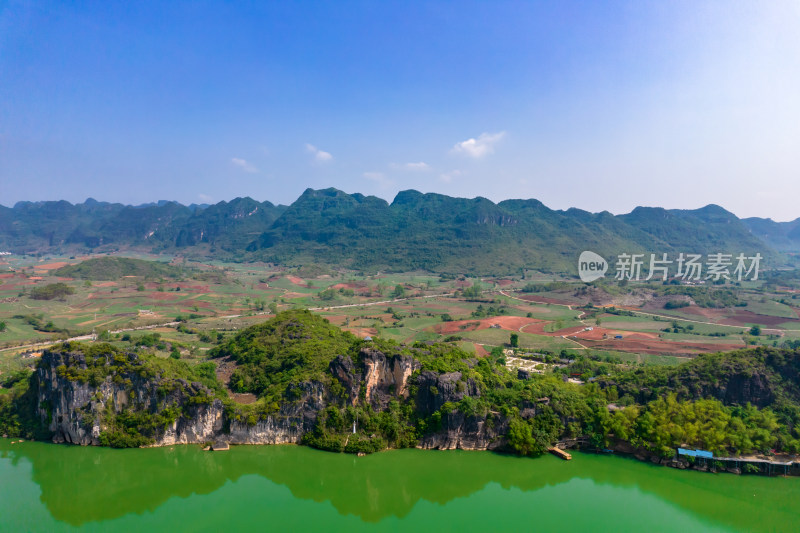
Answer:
[36,345,506,451]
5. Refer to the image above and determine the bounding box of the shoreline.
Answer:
[4,435,798,478]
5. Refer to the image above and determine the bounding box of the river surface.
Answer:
[1,438,798,532]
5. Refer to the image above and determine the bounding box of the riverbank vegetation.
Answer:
[3,311,800,465]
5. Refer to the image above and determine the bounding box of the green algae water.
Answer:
[2,439,799,532]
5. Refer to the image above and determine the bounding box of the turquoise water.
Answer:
[1,439,798,532]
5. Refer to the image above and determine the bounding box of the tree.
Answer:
[268,302,278,314]
[749,325,761,336]
[510,333,519,348]
[507,419,535,455]
[29,282,75,301]
[318,288,336,301]
[376,281,389,296]
[0,321,6,332]
[392,284,405,298]
[462,282,483,300]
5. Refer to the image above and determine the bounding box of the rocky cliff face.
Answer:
[38,350,226,446]
[626,369,776,408]
[328,348,421,410]
[36,346,505,451]
[418,409,507,451]
[414,370,506,450]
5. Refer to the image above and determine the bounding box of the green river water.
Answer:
[1,438,798,532]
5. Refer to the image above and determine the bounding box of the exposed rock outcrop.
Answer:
[418,410,508,451]
[361,349,420,410]
[36,345,499,451]
[415,371,479,417]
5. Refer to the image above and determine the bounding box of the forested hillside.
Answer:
[743,216,800,252]
[0,188,787,274]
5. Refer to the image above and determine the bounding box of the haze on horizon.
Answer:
[1,1,799,221]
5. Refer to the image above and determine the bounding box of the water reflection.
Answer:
[1,439,798,531]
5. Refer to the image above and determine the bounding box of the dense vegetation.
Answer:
[205,311,800,459]
[0,341,224,446]
[592,347,800,451]
[29,282,75,300]
[53,257,186,280]
[210,311,359,408]
[0,369,44,440]
[5,311,800,465]
[658,285,744,308]
[1,188,787,274]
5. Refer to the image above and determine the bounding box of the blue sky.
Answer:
[1,1,799,220]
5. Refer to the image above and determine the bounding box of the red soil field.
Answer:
[2,279,42,289]
[647,305,800,327]
[282,291,307,299]
[343,327,378,338]
[434,316,544,334]
[569,327,659,341]
[144,292,179,301]
[495,279,514,287]
[473,343,489,356]
[287,276,309,288]
[321,314,348,325]
[519,323,585,336]
[720,310,800,327]
[33,262,73,270]
[330,282,365,290]
[577,337,742,356]
[179,299,212,308]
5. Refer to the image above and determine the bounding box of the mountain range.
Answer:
[1,188,797,274]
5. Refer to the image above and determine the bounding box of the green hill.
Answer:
[244,188,778,274]
[0,189,790,274]
[53,257,186,280]
[743,216,800,253]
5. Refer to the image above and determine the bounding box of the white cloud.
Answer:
[197,193,213,203]
[306,143,333,162]
[451,131,506,158]
[439,170,461,183]
[401,161,430,171]
[231,157,258,173]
